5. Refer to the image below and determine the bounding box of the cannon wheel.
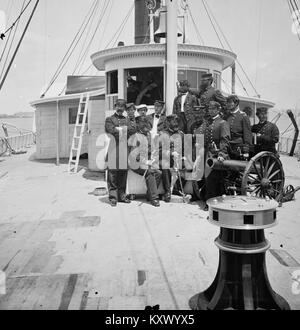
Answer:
[241,152,285,201]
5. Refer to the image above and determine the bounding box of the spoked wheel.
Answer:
[241,152,285,201]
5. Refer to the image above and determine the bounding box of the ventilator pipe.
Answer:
[287,110,299,157]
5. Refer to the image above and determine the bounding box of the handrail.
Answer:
[1,122,34,135]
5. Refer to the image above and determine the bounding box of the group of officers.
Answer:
[105,73,280,209]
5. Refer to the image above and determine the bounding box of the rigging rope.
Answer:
[73,0,103,74]
[0,0,26,81]
[104,3,134,49]
[41,0,99,97]
[79,0,127,76]
[291,0,300,25]
[2,0,32,36]
[96,0,113,50]
[289,0,300,40]
[0,0,15,63]
[186,4,204,45]
[255,0,263,87]
[201,0,256,97]
[58,0,111,95]
[75,0,110,74]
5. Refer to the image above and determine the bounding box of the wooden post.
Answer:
[149,10,155,44]
[165,0,178,116]
[231,63,236,95]
[118,68,125,99]
[56,101,60,166]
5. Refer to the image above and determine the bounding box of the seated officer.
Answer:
[148,100,167,139]
[136,104,149,123]
[226,95,252,160]
[159,115,185,203]
[128,117,162,207]
[252,107,280,154]
[190,105,206,135]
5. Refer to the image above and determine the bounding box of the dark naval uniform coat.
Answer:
[126,117,137,137]
[173,92,198,133]
[252,121,280,154]
[105,113,129,201]
[198,86,227,111]
[196,116,231,201]
[226,109,252,159]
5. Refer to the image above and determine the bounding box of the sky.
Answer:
[0,0,300,115]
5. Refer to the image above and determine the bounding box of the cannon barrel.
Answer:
[207,158,248,172]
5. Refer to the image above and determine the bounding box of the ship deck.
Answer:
[0,147,300,310]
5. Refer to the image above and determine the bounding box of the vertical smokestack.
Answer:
[135,0,161,44]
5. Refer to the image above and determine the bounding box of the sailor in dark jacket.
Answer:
[173,80,198,133]
[226,95,252,160]
[126,103,137,137]
[252,107,279,154]
[128,117,162,207]
[147,100,167,138]
[105,99,131,207]
[197,73,227,113]
[195,101,231,209]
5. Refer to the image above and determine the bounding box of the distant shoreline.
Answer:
[0,113,34,119]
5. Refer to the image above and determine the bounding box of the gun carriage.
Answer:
[206,151,285,201]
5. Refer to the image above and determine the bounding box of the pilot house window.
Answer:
[107,70,118,94]
[178,69,208,92]
[126,67,164,105]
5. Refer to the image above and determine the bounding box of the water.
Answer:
[0,117,34,137]
[0,110,298,139]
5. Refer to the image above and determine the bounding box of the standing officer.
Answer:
[226,95,252,160]
[195,101,230,210]
[173,80,198,133]
[252,107,280,154]
[148,100,167,139]
[197,73,227,114]
[105,99,131,207]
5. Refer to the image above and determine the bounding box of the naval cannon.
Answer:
[206,151,285,201]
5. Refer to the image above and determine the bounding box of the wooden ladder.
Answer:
[68,93,90,174]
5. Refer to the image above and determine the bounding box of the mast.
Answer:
[0,0,40,91]
[165,0,178,115]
